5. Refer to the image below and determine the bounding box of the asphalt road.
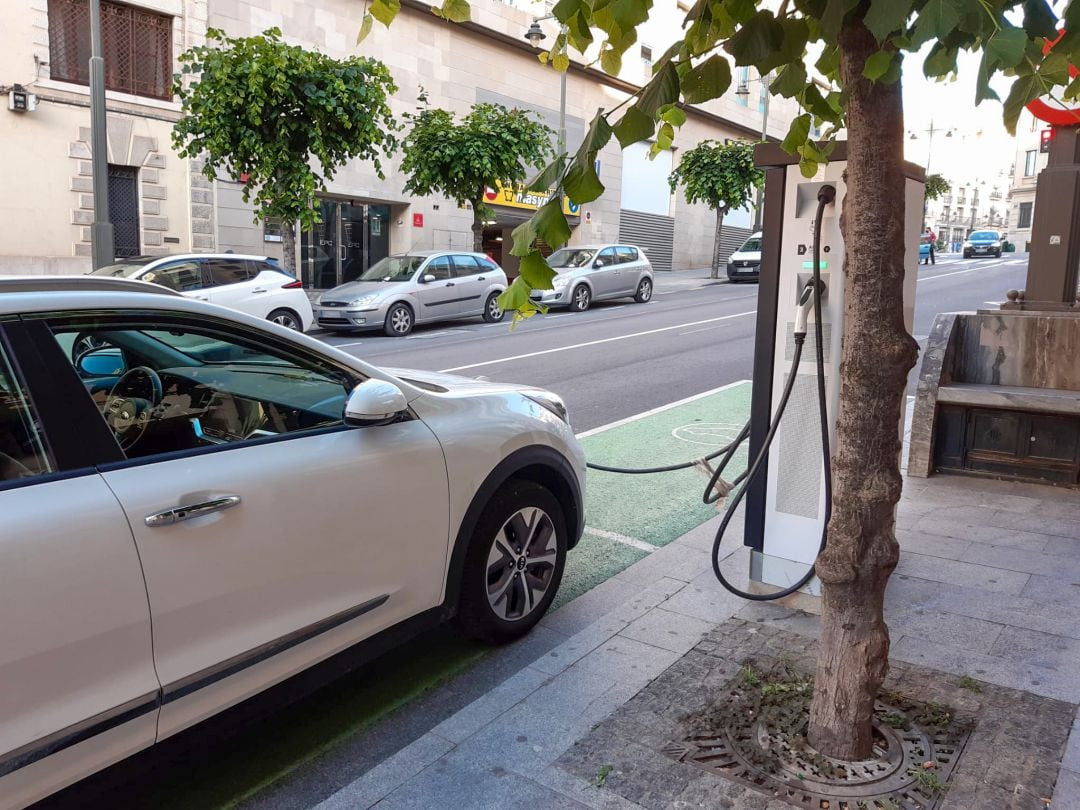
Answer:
[36,251,1030,810]
[317,252,1030,432]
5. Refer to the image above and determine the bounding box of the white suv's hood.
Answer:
[384,367,530,395]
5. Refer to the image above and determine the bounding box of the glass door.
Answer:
[367,205,390,270]
[301,199,340,290]
[340,203,366,284]
[301,200,388,289]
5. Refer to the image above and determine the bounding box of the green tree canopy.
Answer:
[668,139,763,277]
[172,28,398,270]
[924,173,951,201]
[400,100,554,253]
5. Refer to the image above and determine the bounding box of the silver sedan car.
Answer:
[530,244,654,312]
[315,251,508,336]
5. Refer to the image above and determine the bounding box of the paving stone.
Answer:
[989,625,1080,671]
[315,732,454,809]
[1043,534,1080,559]
[1054,767,1080,808]
[1020,574,1080,607]
[539,765,646,810]
[960,543,1080,581]
[531,614,628,677]
[618,607,713,654]
[656,568,747,625]
[887,607,1005,654]
[431,665,550,744]
[541,576,643,638]
[895,551,1031,594]
[1062,715,1080,773]
[613,544,712,587]
[895,528,972,559]
[913,516,1052,552]
[736,602,821,639]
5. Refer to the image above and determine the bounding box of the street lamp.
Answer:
[737,72,770,231]
[907,119,953,174]
[525,16,567,156]
[89,0,114,268]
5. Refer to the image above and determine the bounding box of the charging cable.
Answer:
[584,185,835,602]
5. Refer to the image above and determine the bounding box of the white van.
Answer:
[726,231,762,283]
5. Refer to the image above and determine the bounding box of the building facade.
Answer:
[924,172,1010,251]
[1,0,804,284]
[1006,108,1048,251]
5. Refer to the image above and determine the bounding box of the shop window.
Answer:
[48,0,173,101]
[641,45,653,69]
[1024,150,1038,177]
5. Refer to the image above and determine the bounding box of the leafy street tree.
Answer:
[373,0,1079,762]
[668,140,763,279]
[399,100,554,253]
[172,28,398,273]
[924,173,951,201]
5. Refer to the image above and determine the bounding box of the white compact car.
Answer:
[91,253,314,331]
[0,276,584,808]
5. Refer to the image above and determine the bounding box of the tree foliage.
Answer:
[400,99,554,253]
[172,28,398,237]
[924,172,951,201]
[668,139,763,213]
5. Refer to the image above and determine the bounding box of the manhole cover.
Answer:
[663,673,971,810]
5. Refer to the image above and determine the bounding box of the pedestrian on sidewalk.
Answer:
[922,227,936,265]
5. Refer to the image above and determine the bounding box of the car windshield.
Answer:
[970,231,1000,240]
[739,237,762,252]
[548,248,596,268]
[359,256,425,282]
[90,259,154,278]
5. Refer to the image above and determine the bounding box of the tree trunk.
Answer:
[281,219,297,276]
[806,18,919,761]
[472,204,484,253]
[711,207,726,279]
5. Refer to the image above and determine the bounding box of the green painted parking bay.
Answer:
[578,381,752,549]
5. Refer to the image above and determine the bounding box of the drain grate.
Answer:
[663,685,971,810]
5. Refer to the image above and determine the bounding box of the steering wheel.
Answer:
[103,367,163,451]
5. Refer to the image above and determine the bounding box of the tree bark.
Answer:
[711,207,727,279]
[806,18,919,761]
[281,219,297,276]
[472,202,484,253]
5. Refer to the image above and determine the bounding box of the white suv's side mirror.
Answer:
[344,379,409,426]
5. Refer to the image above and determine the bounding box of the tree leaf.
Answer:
[771,61,807,98]
[527,156,566,192]
[357,12,374,43]
[725,11,784,66]
[680,55,731,103]
[782,113,812,155]
[1003,72,1045,134]
[863,0,913,42]
[820,0,859,41]
[637,62,680,115]
[553,52,570,72]
[660,105,687,126]
[911,0,962,48]
[986,26,1028,70]
[600,46,622,75]
[923,43,957,78]
[370,0,400,28]
[975,52,1000,103]
[518,250,557,289]
[656,121,675,150]
[564,162,605,202]
[1024,0,1058,40]
[1040,51,1071,86]
[613,105,655,148]
[431,0,470,22]
[533,197,572,247]
[863,49,893,81]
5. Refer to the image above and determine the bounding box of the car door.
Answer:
[614,247,642,294]
[203,258,263,318]
[590,247,621,298]
[0,320,158,805]
[38,310,450,740]
[449,255,487,316]
[413,255,461,322]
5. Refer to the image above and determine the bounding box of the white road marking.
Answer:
[583,526,657,552]
[439,310,756,373]
[984,301,1004,306]
[330,340,365,348]
[679,323,732,336]
[919,265,1002,281]
[576,379,752,438]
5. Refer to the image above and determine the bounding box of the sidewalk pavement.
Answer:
[653,267,729,294]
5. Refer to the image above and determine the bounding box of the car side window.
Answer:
[616,246,638,263]
[478,257,500,273]
[45,316,361,462]
[595,247,618,268]
[205,258,254,288]
[425,256,453,281]
[145,260,206,292]
[0,340,53,483]
[451,255,481,276]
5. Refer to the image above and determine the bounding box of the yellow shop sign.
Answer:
[483,180,581,217]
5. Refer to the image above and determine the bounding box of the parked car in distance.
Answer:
[726,232,762,283]
[0,275,583,807]
[962,230,1005,259]
[315,251,507,336]
[530,244,653,312]
[91,253,313,331]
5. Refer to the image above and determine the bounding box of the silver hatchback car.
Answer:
[530,244,654,312]
[315,251,508,336]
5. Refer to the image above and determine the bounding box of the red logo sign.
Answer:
[413,213,424,228]
[484,186,499,202]
[1027,30,1080,126]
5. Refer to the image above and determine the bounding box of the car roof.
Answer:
[399,250,493,258]
[555,244,644,251]
[128,253,279,263]
[0,275,182,298]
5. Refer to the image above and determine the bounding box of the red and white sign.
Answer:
[484,186,499,202]
[1027,31,1080,126]
[412,213,424,228]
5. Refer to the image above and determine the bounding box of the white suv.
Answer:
[0,277,584,807]
[91,253,314,331]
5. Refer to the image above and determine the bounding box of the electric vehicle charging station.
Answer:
[742,143,927,598]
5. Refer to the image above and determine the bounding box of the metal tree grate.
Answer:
[663,683,971,810]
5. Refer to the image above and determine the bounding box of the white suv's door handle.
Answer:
[251,288,268,294]
[145,495,241,527]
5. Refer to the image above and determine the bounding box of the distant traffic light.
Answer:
[1040,128,1054,153]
